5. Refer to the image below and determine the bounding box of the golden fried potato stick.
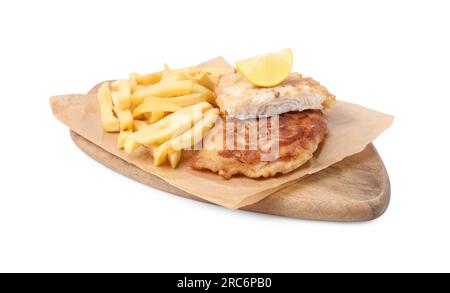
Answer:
[194,72,216,91]
[147,68,196,126]
[143,93,212,108]
[134,85,146,92]
[125,132,164,155]
[132,120,147,131]
[192,83,215,103]
[97,82,120,132]
[135,105,208,145]
[153,102,212,130]
[152,108,219,166]
[138,117,195,145]
[161,63,171,80]
[124,134,141,154]
[111,92,133,131]
[150,111,165,123]
[136,72,163,85]
[129,73,139,93]
[167,150,182,168]
[182,69,193,79]
[117,130,132,149]
[208,74,220,84]
[111,79,131,110]
[143,112,153,124]
[131,80,194,105]
[132,100,182,118]
[124,102,213,154]
[163,70,191,82]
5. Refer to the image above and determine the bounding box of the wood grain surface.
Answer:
[68,81,391,221]
[71,132,390,221]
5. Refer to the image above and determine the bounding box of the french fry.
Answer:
[154,101,212,129]
[132,120,147,131]
[131,80,194,105]
[132,100,182,118]
[173,93,214,105]
[192,83,215,103]
[124,133,141,153]
[182,70,193,79]
[136,72,163,85]
[194,71,215,91]
[152,108,219,166]
[143,112,153,123]
[161,63,171,80]
[98,61,226,168]
[143,93,211,108]
[146,143,158,157]
[118,130,132,149]
[134,102,212,142]
[111,79,131,110]
[150,111,165,123]
[111,81,119,91]
[167,150,182,168]
[136,107,205,145]
[152,145,168,166]
[97,82,120,132]
[129,73,139,93]
[139,128,174,146]
[162,70,190,82]
[209,74,220,84]
[134,85,146,92]
[111,92,133,130]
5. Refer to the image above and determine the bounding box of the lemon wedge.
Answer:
[236,48,293,87]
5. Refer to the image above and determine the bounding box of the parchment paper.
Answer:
[50,57,393,209]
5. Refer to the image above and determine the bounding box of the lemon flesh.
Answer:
[236,48,293,87]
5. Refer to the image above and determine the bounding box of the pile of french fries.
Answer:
[97,64,229,168]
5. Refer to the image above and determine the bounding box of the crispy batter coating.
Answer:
[191,110,327,179]
[216,72,335,119]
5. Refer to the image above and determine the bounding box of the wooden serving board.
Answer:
[69,86,391,222]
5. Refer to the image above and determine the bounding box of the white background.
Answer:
[0,0,449,273]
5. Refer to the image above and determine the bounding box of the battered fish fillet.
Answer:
[216,72,335,119]
[191,110,328,179]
